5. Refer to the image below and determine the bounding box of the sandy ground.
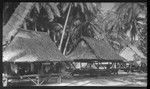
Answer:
[7,71,147,87]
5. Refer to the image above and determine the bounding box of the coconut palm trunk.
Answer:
[63,33,70,55]
[58,4,72,52]
[3,3,34,44]
[23,21,27,30]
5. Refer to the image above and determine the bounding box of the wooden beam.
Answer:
[93,62,99,69]
[70,62,77,70]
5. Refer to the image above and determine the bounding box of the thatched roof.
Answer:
[119,47,135,61]
[129,45,146,59]
[67,37,126,62]
[3,29,68,62]
[66,41,97,60]
[119,46,147,63]
[83,37,126,61]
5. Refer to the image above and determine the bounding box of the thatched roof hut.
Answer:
[3,29,68,62]
[67,37,126,62]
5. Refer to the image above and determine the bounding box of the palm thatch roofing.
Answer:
[67,37,126,62]
[66,41,97,60]
[3,29,68,62]
[119,46,147,64]
[129,45,146,59]
[119,47,135,62]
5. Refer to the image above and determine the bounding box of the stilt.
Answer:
[3,75,8,87]
[36,76,40,86]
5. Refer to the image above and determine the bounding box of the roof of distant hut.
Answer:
[119,47,135,62]
[119,45,147,64]
[3,29,68,62]
[67,37,126,62]
[129,45,146,59]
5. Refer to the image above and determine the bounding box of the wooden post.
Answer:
[57,73,62,84]
[80,62,82,70]
[3,74,8,87]
[57,62,62,84]
[90,62,91,68]
[98,62,99,69]
[36,75,42,86]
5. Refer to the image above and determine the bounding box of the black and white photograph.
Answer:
[2,2,147,87]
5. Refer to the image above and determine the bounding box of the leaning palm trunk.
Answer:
[3,3,34,44]
[23,21,27,30]
[58,4,72,52]
[63,33,70,55]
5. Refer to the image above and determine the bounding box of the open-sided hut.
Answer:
[2,29,69,85]
[66,37,126,75]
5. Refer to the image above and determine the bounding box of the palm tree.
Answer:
[100,10,125,52]
[3,2,62,49]
[57,3,98,54]
[114,3,147,43]
[87,8,118,52]
[3,2,102,56]
[3,3,34,45]
[114,3,147,56]
[3,2,20,26]
[96,3,147,54]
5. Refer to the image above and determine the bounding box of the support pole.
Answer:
[80,62,82,70]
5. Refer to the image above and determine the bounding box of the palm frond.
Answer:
[74,3,77,7]
[52,23,63,32]
[44,4,54,22]
[130,21,137,40]
[79,3,84,13]
[62,3,69,13]
[86,3,93,13]
[49,3,61,17]
[35,3,40,13]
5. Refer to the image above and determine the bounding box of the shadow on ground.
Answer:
[6,73,147,86]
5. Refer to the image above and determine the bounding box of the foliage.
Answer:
[3,2,147,56]
[57,3,98,55]
[99,3,147,55]
[3,2,20,26]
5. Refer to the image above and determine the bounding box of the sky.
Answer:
[101,3,115,13]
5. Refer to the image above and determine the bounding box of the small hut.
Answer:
[67,37,125,62]
[2,29,69,85]
[66,37,126,75]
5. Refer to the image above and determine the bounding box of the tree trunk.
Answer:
[58,4,72,51]
[23,21,27,30]
[3,3,34,44]
[54,33,57,43]
[35,23,37,32]
[63,33,70,55]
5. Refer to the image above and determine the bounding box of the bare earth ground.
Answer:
[8,71,147,87]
